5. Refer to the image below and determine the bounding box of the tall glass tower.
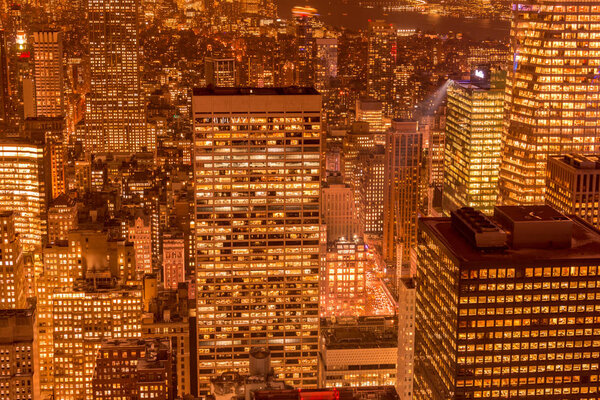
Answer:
[85,0,148,153]
[499,1,600,205]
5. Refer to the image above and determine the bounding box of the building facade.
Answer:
[320,317,397,388]
[47,194,77,244]
[85,0,147,153]
[32,31,63,118]
[498,1,600,205]
[546,154,600,229]
[0,212,25,309]
[367,21,395,116]
[0,308,38,400]
[321,175,361,243]
[204,57,237,87]
[415,205,600,399]
[52,277,142,400]
[162,232,185,290]
[321,238,366,317]
[383,120,421,276]
[193,87,321,395]
[0,139,47,250]
[443,72,504,215]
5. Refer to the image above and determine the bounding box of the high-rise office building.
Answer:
[204,57,237,87]
[321,238,366,317]
[498,1,600,205]
[357,146,385,235]
[24,116,67,200]
[356,99,389,133]
[32,31,63,118]
[322,174,361,243]
[293,6,317,86]
[0,139,47,250]
[47,194,77,244]
[342,122,375,187]
[443,70,504,215]
[9,30,35,125]
[0,212,25,309]
[193,87,321,395]
[546,154,600,228]
[397,277,415,400]
[86,0,147,153]
[38,240,70,395]
[315,38,338,91]
[0,308,39,400]
[0,30,10,128]
[52,276,142,400]
[383,120,421,276]
[367,21,395,116]
[415,205,600,400]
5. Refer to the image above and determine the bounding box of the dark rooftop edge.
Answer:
[193,86,320,96]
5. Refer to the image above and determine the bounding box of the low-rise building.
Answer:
[319,316,397,387]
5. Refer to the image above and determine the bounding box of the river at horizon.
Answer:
[275,0,510,41]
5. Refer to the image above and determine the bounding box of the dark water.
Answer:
[276,0,510,41]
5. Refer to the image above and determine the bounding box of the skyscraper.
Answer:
[25,116,67,200]
[0,30,10,128]
[357,146,385,235]
[315,38,338,91]
[193,87,321,395]
[383,120,421,277]
[415,205,600,400]
[443,70,504,215]
[356,98,388,133]
[0,212,25,309]
[0,139,47,250]
[47,194,77,244]
[86,0,147,154]
[32,31,63,118]
[0,308,39,400]
[498,1,600,205]
[367,20,395,116]
[52,276,142,400]
[321,174,361,243]
[293,6,317,86]
[321,238,366,317]
[204,57,237,87]
[546,154,600,228]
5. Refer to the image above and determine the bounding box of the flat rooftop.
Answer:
[454,80,490,91]
[550,154,600,170]
[323,326,397,350]
[193,87,319,96]
[254,386,399,400]
[420,213,600,268]
[495,204,569,223]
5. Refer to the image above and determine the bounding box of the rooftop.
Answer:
[253,386,399,400]
[323,326,397,349]
[550,154,600,170]
[494,205,569,224]
[0,308,34,319]
[420,206,600,268]
[454,80,490,91]
[193,87,319,96]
